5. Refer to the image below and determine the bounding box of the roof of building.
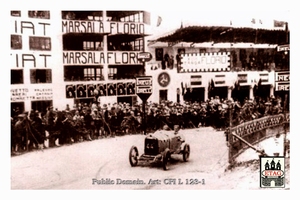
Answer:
[152,26,289,45]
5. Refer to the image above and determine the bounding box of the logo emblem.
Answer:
[260,156,285,188]
[158,72,170,87]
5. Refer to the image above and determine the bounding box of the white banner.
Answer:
[180,52,230,72]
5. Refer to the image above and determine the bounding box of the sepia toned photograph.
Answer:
[6,0,296,196]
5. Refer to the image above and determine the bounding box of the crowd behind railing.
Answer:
[11,95,286,155]
[151,51,289,72]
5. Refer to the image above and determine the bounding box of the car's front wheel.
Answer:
[162,149,170,170]
[183,144,190,162]
[129,146,139,167]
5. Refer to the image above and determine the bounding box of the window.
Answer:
[120,12,143,23]
[108,67,117,80]
[11,69,23,84]
[64,66,104,81]
[30,69,52,83]
[31,100,52,115]
[28,11,50,19]
[11,11,21,17]
[87,15,103,21]
[239,49,247,61]
[155,48,164,61]
[29,36,51,50]
[83,41,103,50]
[219,48,227,53]
[199,49,206,54]
[84,67,104,81]
[132,38,144,51]
[108,38,143,51]
[11,35,22,49]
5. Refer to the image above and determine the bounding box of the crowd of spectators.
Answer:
[11,95,286,155]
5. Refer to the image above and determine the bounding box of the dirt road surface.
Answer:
[10,127,289,190]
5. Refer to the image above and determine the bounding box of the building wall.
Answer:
[144,45,280,103]
[10,10,151,115]
[10,10,65,114]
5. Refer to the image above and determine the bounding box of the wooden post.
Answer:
[283,94,288,157]
[228,101,233,165]
[142,100,146,135]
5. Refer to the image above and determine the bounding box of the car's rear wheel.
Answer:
[162,149,170,170]
[183,144,190,162]
[129,146,139,167]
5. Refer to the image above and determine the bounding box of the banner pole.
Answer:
[283,94,288,158]
[228,101,233,165]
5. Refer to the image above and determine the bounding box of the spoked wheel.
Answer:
[129,146,139,167]
[162,149,170,170]
[183,144,190,162]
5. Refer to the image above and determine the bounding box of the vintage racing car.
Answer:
[129,128,190,170]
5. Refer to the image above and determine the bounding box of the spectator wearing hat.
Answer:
[45,106,56,133]
[64,110,77,143]
[65,104,71,111]
[91,108,102,139]
[264,101,272,116]
[101,104,111,137]
[12,114,26,152]
[31,111,46,149]
[109,107,118,137]
[21,111,44,150]
[198,103,207,127]
[73,110,85,142]
[83,108,93,141]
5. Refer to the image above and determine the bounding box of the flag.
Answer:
[157,16,162,27]
[251,18,256,24]
[274,20,285,27]
[230,20,232,26]
[143,11,151,25]
[208,79,215,98]
[235,80,240,90]
[259,19,263,24]
[181,82,185,95]
[231,81,240,100]
[254,78,262,97]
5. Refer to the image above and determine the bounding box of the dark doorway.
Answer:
[211,86,228,101]
[31,100,52,115]
[11,102,25,118]
[274,91,290,111]
[184,87,204,103]
[232,85,249,104]
[254,85,271,100]
[159,90,168,103]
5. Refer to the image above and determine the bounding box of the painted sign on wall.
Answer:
[63,51,142,65]
[180,52,230,73]
[11,88,53,102]
[275,71,289,91]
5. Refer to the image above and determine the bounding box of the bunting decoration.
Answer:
[253,78,262,97]
[208,79,215,98]
[274,20,285,28]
